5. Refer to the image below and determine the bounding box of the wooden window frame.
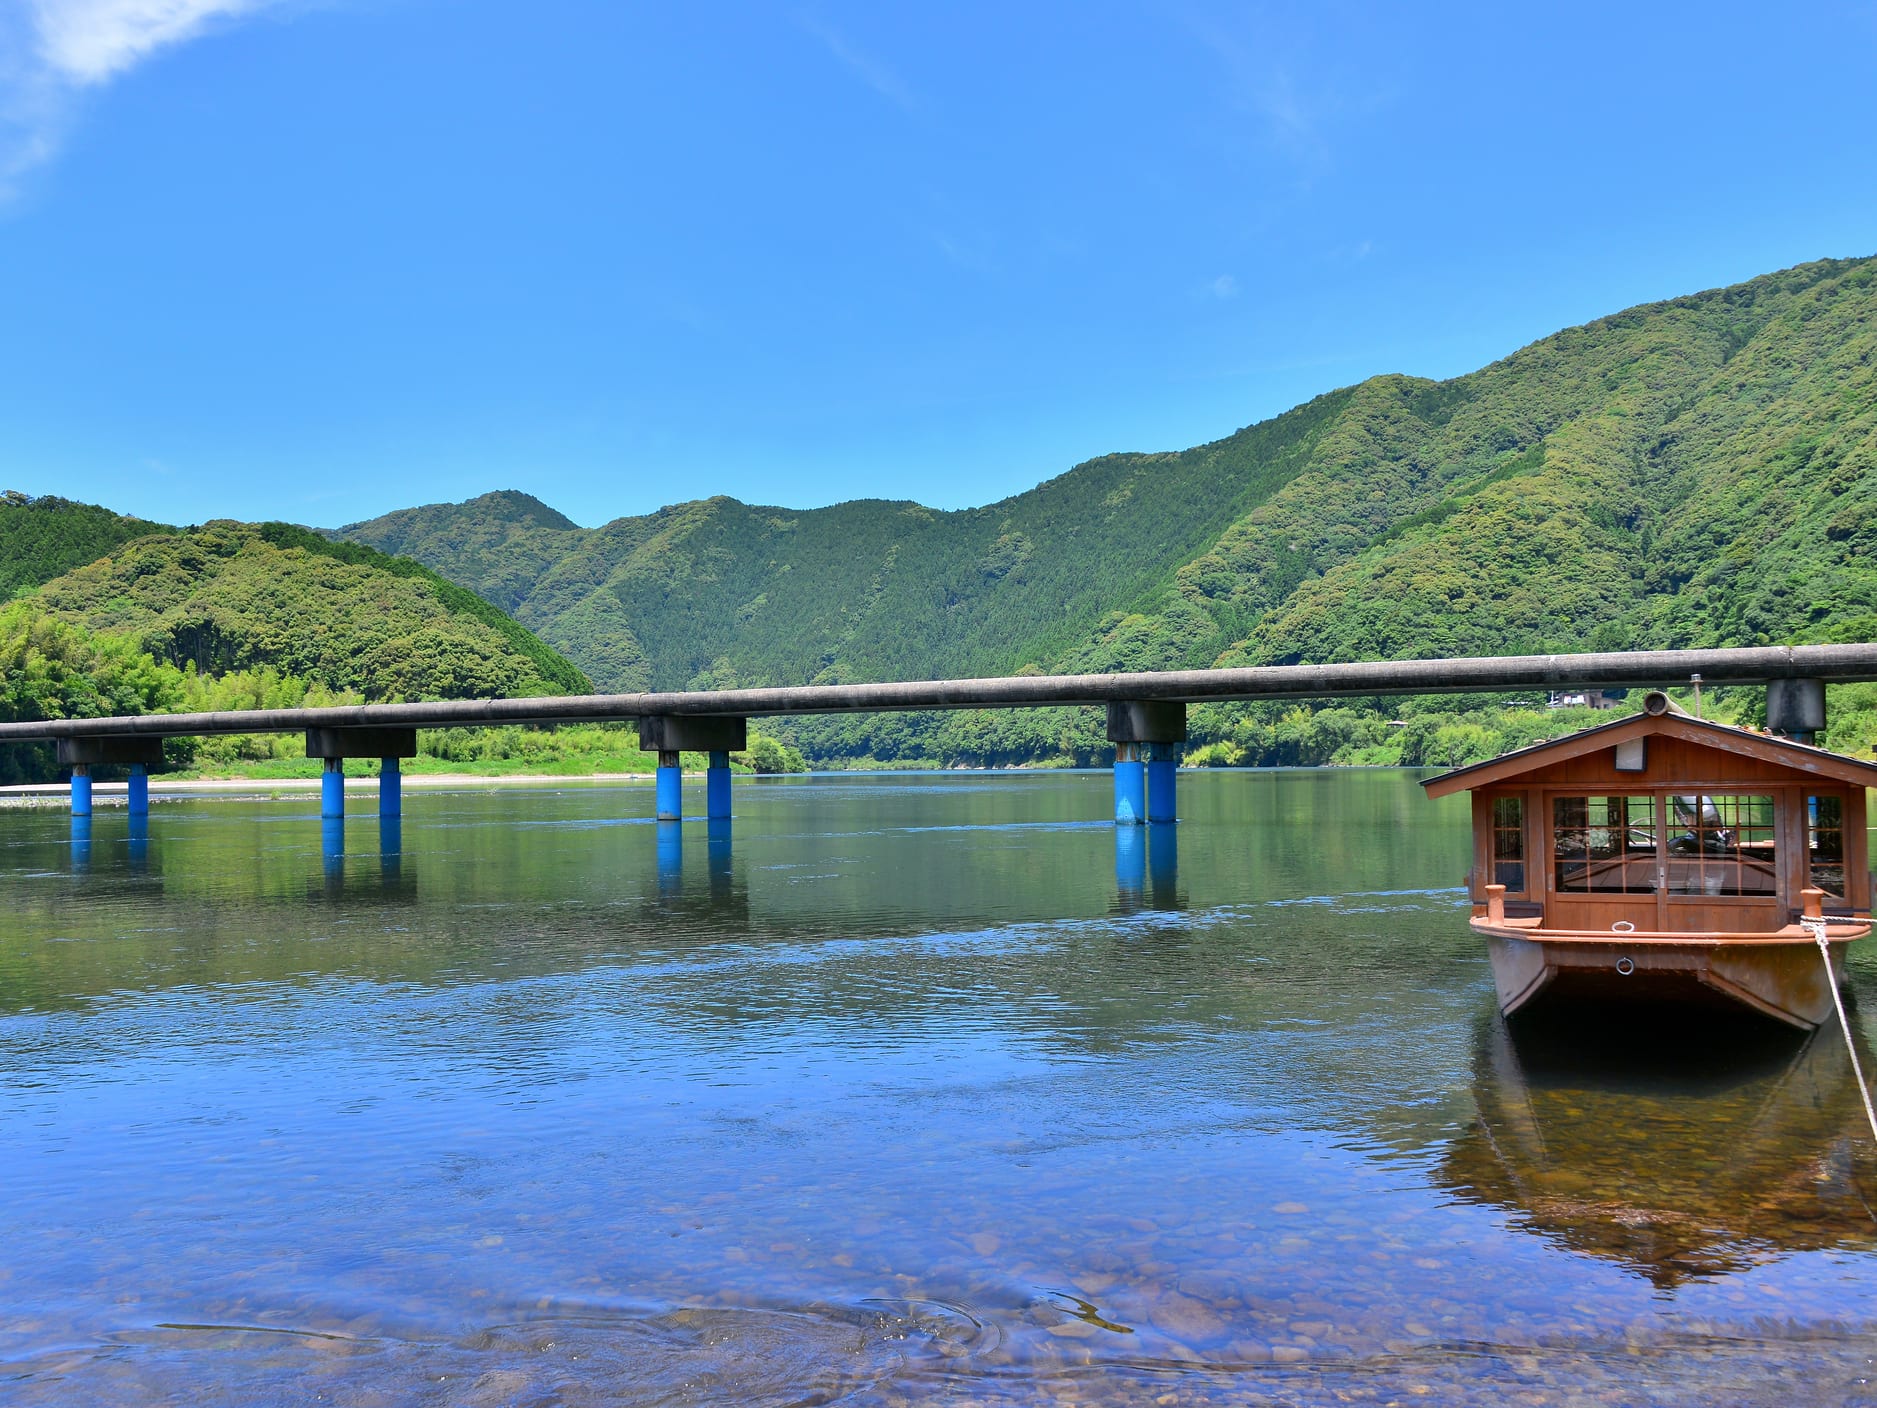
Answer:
[1537,784,1793,931]
[1805,792,1851,903]
[1473,781,1869,923]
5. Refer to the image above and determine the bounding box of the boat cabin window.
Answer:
[1491,796,1525,890]
[1809,794,1846,899]
[1552,795,1656,893]
[1666,794,1777,897]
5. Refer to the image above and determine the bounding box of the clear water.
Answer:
[3,770,1874,1405]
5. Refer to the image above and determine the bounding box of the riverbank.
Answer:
[0,772,667,805]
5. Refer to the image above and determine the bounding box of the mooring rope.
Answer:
[1805,916,1877,1147]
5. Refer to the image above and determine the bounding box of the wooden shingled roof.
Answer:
[1421,711,1877,799]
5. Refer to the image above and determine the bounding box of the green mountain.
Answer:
[338,255,1877,761]
[342,389,1352,694]
[0,492,171,598]
[35,520,589,701]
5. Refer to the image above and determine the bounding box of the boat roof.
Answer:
[1421,710,1877,798]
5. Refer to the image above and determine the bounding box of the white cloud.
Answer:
[1210,273,1239,298]
[0,0,289,199]
[31,0,270,84]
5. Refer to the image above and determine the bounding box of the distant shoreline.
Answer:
[0,773,663,802]
[0,761,1436,806]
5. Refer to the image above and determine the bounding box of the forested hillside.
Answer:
[342,389,1355,693]
[34,520,589,701]
[340,255,1877,764]
[0,492,169,598]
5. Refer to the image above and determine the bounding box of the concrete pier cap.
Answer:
[56,737,166,768]
[637,716,748,754]
[304,727,418,760]
[1766,678,1826,739]
[1105,701,1187,745]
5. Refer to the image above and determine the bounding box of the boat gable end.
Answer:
[1422,713,1877,799]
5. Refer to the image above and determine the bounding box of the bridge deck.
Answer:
[3,644,1874,741]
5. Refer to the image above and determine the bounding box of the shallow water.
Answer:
[3,769,1875,1405]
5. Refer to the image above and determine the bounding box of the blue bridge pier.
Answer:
[58,736,164,819]
[306,727,417,821]
[639,715,747,823]
[1107,702,1185,825]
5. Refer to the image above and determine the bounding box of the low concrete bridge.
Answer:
[9,643,1872,830]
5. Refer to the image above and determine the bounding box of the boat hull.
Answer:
[1477,923,1867,1030]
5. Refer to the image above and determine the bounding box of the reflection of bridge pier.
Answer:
[321,817,345,887]
[315,810,413,899]
[1114,827,1144,905]
[1148,822,1179,909]
[656,820,683,894]
[654,819,739,895]
[707,817,733,901]
[646,815,749,925]
[1115,820,1181,912]
[380,814,402,881]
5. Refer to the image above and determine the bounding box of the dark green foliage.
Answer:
[34,521,589,701]
[1235,257,1877,670]
[252,521,588,694]
[342,390,1357,692]
[330,490,583,613]
[0,601,180,783]
[0,492,169,598]
[739,734,808,773]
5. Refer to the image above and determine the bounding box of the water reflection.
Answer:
[1148,821,1180,910]
[4,772,1876,1406]
[1113,826,1144,905]
[656,818,683,894]
[1440,1008,1877,1286]
[69,813,91,871]
[308,815,416,903]
[1113,823,1180,913]
[380,813,402,881]
[707,817,733,900]
[320,815,345,884]
[128,811,149,873]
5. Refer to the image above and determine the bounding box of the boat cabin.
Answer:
[1424,707,1875,936]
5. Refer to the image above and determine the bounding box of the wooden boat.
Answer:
[1423,696,1875,1029]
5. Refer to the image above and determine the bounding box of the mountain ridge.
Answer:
[339,256,1876,700]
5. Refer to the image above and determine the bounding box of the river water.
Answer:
[2,770,1874,1405]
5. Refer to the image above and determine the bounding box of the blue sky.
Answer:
[2,1,1874,529]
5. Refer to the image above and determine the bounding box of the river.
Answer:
[2,769,1873,1404]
